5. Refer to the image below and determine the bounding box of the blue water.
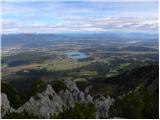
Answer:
[64,51,87,59]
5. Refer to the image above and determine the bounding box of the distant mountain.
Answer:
[2,32,158,48]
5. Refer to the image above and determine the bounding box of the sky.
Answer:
[1,0,159,34]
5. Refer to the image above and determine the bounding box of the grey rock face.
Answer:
[94,96,114,118]
[58,80,85,107]
[64,79,79,92]
[86,94,93,103]
[1,93,16,118]
[1,93,10,118]
[2,80,114,119]
[84,85,92,94]
[78,91,85,102]
[62,79,85,103]
[17,85,64,118]
[59,89,75,107]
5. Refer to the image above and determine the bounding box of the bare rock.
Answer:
[59,89,74,107]
[86,94,93,103]
[1,93,10,118]
[1,80,114,119]
[64,79,79,92]
[17,84,64,118]
[84,85,92,94]
[94,96,114,118]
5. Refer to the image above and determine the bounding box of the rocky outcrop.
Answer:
[1,93,15,118]
[17,85,64,118]
[1,80,114,118]
[1,93,11,118]
[84,85,92,94]
[59,89,75,107]
[94,96,114,118]
[58,79,85,107]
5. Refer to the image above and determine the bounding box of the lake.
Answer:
[64,51,87,59]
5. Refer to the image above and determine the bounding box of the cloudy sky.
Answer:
[1,0,158,34]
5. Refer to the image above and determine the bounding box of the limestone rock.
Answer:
[17,84,64,118]
[1,80,114,119]
[84,85,92,94]
[63,79,79,92]
[78,91,85,102]
[59,89,74,107]
[94,96,114,118]
[86,94,93,103]
[1,93,10,118]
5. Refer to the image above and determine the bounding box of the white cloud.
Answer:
[1,0,158,34]
[2,17,158,34]
[1,0,158,2]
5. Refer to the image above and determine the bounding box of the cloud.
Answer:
[1,0,158,2]
[2,17,158,34]
[1,0,158,33]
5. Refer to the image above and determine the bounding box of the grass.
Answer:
[99,58,110,64]
[1,64,8,67]
[47,50,62,56]
[78,71,97,78]
[105,63,131,78]
[41,58,90,72]
[117,63,131,69]
[4,64,42,73]
[1,72,11,77]
[105,73,118,78]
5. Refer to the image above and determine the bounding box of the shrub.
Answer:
[3,111,40,119]
[28,80,47,96]
[1,83,27,109]
[141,90,159,118]
[51,80,67,93]
[52,102,96,119]
[109,92,144,118]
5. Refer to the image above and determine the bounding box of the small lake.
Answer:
[64,51,87,59]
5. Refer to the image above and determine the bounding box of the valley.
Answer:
[1,33,159,119]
